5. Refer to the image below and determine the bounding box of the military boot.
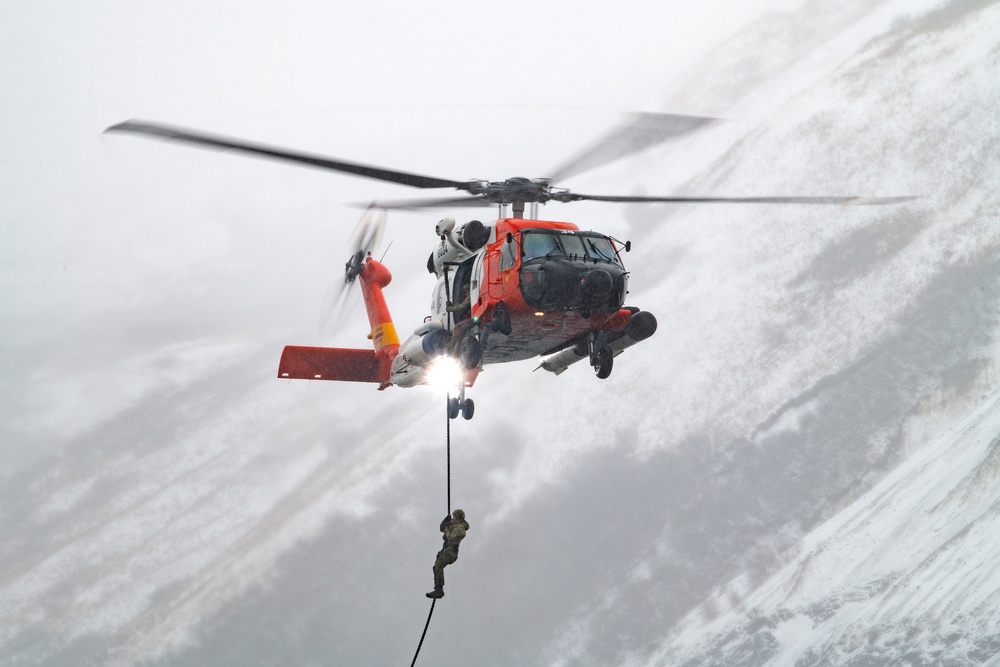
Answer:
[425,588,444,599]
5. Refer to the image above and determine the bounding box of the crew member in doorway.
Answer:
[446,295,477,360]
[426,509,469,599]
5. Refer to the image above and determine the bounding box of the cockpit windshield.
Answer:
[522,232,560,260]
[521,231,621,264]
[583,236,617,263]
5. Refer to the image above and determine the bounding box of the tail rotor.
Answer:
[319,205,387,336]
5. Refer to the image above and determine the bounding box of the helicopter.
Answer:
[104,115,913,419]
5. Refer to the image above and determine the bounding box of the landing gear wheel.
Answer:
[461,398,475,420]
[448,397,461,420]
[594,346,613,379]
[459,336,481,370]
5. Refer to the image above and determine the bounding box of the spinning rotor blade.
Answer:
[356,195,494,210]
[561,193,918,205]
[104,120,470,190]
[319,205,387,336]
[354,193,916,210]
[547,112,720,182]
[105,118,915,212]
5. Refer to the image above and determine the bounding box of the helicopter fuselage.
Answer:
[279,214,657,402]
[383,216,655,391]
[431,217,630,361]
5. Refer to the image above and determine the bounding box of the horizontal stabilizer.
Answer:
[278,346,384,383]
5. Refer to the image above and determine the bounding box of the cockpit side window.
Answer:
[500,236,518,270]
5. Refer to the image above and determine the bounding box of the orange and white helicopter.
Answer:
[105,116,912,419]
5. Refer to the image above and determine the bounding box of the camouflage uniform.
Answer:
[446,296,477,359]
[427,509,469,598]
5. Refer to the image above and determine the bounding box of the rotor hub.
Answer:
[344,249,365,283]
[466,177,554,205]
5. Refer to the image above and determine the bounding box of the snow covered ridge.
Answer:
[634,4,1000,664]
[657,362,1000,665]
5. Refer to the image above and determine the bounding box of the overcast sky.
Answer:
[0,0,804,470]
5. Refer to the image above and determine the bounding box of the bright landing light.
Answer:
[425,356,465,390]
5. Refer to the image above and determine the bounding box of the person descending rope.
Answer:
[426,509,469,599]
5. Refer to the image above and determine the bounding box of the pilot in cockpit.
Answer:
[522,232,559,261]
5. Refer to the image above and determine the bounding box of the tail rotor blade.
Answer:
[318,206,388,337]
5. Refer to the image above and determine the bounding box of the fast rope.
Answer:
[409,395,453,667]
[446,391,452,515]
[410,599,436,667]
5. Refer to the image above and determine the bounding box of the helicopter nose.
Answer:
[581,268,613,295]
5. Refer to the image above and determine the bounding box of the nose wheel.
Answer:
[588,333,614,379]
[594,346,613,379]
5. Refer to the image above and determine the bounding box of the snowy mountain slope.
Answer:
[629,2,1000,665]
[533,1,1000,664]
[657,368,1000,665]
[2,1,1000,666]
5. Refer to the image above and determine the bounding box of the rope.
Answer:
[446,392,452,515]
[409,599,436,667]
[443,265,453,331]
[409,395,453,667]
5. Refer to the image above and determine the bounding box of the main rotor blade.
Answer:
[356,195,494,210]
[104,119,471,190]
[547,112,720,182]
[563,193,918,205]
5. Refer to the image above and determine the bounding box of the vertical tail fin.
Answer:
[276,255,399,388]
[359,255,400,361]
